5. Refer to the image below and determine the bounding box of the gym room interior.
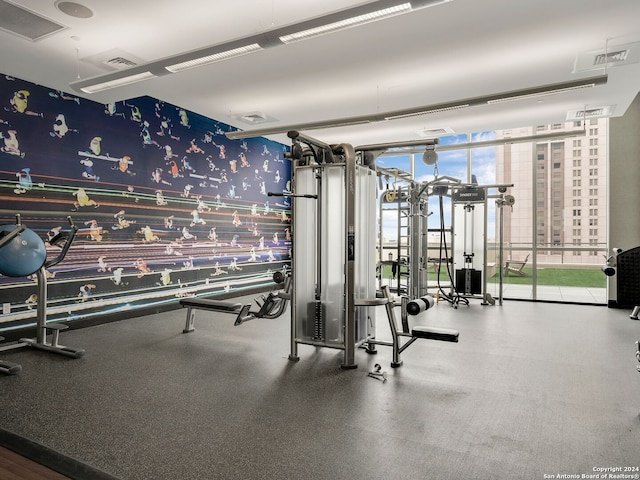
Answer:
[1,1,640,479]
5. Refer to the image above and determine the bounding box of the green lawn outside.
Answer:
[380,264,606,288]
[488,267,605,288]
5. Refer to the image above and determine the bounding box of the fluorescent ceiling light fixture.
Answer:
[79,71,156,93]
[70,0,453,94]
[226,74,607,140]
[486,83,601,104]
[384,104,470,120]
[279,4,411,43]
[317,119,372,128]
[165,44,262,72]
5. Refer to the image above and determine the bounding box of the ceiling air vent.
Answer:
[417,127,454,138]
[0,0,67,41]
[104,56,138,69]
[566,106,614,121]
[241,113,267,123]
[81,49,146,72]
[574,42,640,72]
[593,50,629,65]
[234,112,278,125]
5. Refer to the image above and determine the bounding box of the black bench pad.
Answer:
[179,298,242,312]
[411,326,459,342]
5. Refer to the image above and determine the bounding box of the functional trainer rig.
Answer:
[285,132,460,369]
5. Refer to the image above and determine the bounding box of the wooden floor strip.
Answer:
[0,429,119,480]
[0,446,70,480]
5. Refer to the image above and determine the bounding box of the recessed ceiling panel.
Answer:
[0,0,66,41]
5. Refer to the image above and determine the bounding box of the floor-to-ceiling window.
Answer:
[376,119,608,304]
[495,121,608,303]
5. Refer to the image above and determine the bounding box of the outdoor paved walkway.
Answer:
[489,283,606,304]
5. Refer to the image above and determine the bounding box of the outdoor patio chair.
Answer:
[505,254,530,276]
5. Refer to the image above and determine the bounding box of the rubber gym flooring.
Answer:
[1,297,639,480]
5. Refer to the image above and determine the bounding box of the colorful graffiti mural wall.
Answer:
[0,73,291,330]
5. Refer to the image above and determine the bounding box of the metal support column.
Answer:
[342,144,357,369]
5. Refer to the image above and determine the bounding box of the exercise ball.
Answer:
[0,224,47,277]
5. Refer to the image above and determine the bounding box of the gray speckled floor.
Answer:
[1,298,639,480]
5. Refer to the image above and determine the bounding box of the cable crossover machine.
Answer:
[281,132,494,369]
[377,155,515,308]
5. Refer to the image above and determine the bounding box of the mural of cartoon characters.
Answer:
[180,226,196,241]
[14,168,32,193]
[7,90,42,116]
[178,109,190,128]
[113,155,135,175]
[80,159,99,181]
[129,104,142,123]
[112,210,135,230]
[231,210,242,227]
[156,190,167,205]
[48,90,80,104]
[105,102,125,118]
[140,121,160,147]
[1,130,25,157]
[190,210,206,226]
[152,168,171,185]
[51,114,78,138]
[211,262,227,276]
[186,139,203,154]
[0,73,291,331]
[208,227,218,243]
[133,258,152,278]
[89,136,102,156]
[138,225,159,243]
[78,284,96,302]
[97,256,110,272]
[73,188,100,209]
[159,268,172,285]
[111,267,127,286]
[83,220,104,241]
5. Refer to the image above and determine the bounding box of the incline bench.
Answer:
[179,298,253,332]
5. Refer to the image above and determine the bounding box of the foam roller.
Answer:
[406,295,435,316]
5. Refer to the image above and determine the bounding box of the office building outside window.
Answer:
[494,120,607,302]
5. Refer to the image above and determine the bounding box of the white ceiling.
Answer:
[1,0,640,147]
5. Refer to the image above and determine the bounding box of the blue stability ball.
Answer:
[0,224,47,277]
